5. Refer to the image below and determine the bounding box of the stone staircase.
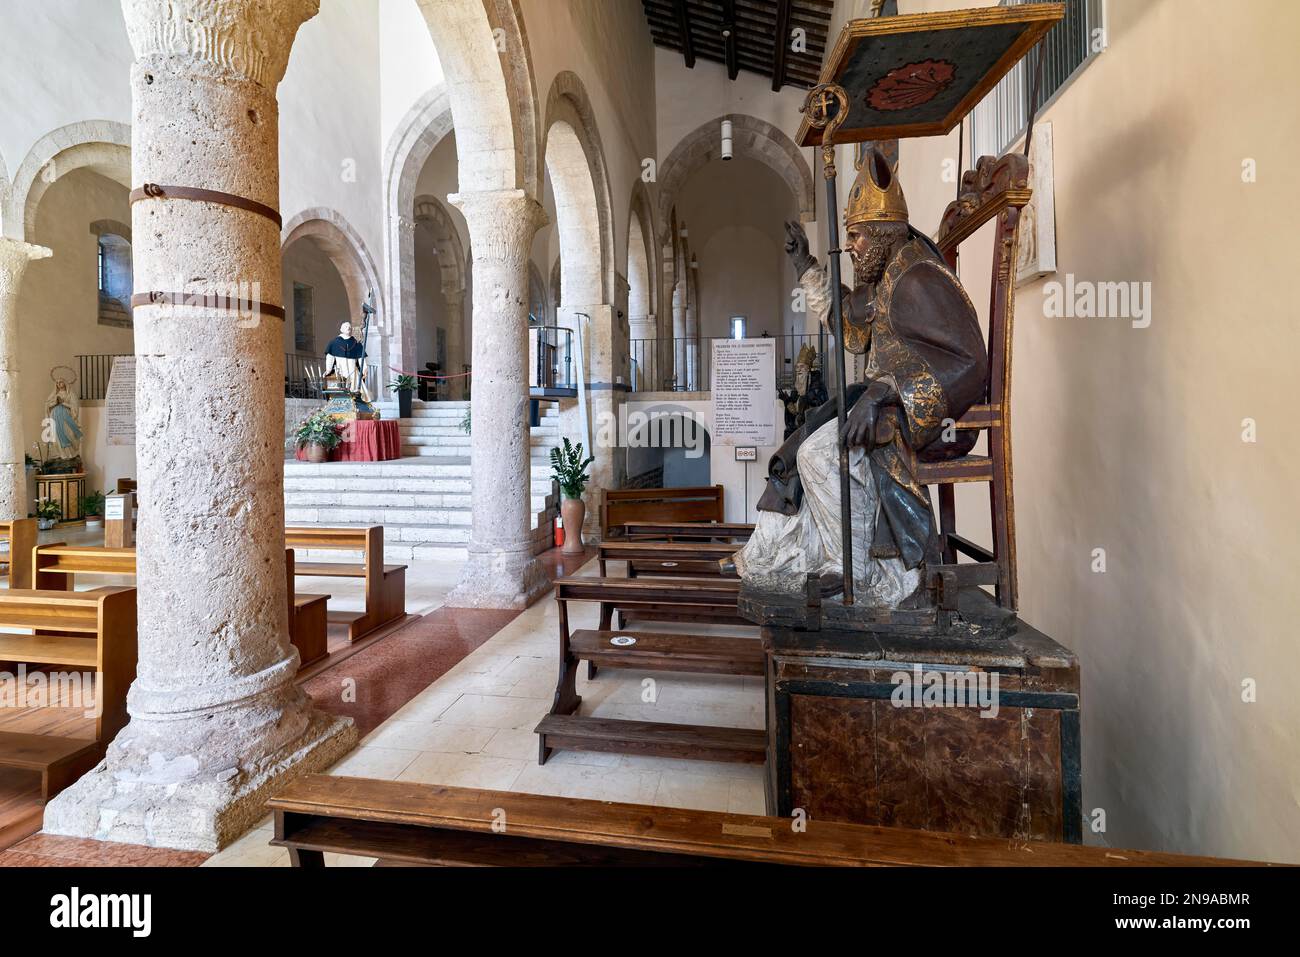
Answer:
[283,400,560,563]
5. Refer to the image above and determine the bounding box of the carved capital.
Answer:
[0,239,52,302]
[120,0,319,88]
[449,190,547,269]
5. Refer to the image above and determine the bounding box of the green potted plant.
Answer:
[82,489,107,528]
[549,438,595,555]
[295,409,343,464]
[389,373,417,418]
[459,407,471,435]
[36,497,62,531]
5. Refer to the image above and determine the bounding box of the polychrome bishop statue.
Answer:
[730,148,987,609]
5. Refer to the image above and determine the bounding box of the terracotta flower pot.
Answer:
[304,442,330,464]
[561,496,586,554]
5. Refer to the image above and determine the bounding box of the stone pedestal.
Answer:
[444,189,549,609]
[0,239,52,521]
[44,0,355,853]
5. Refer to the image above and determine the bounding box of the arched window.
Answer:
[90,220,133,328]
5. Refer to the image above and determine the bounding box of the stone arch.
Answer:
[412,194,466,298]
[542,71,616,307]
[527,261,547,323]
[656,114,814,248]
[5,121,132,241]
[381,84,455,374]
[627,180,657,321]
[281,207,383,328]
[549,256,561,319]
[414,0,540,198]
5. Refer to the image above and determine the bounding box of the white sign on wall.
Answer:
[105,356,137,447]
[710,338,778,447]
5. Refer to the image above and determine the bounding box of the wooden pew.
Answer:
[597,540,739,579]
[267,775,1268,867]
[601,486,725,538]
[0,518,38,589]
[31,544,330,668]
[284,526,407,641]
[536,575,762,766]
[621,520,753,542]
[0,587,136,799]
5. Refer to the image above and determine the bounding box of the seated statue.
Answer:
[731,149,988,609]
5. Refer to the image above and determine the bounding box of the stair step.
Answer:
[570,629,764,677]
[535,714,766,764]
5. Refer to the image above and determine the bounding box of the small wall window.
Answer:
[293,283,314,353]
[91,221,133,328]
[731,316,747,339]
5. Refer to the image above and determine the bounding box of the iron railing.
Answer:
[77,354,127,400]
[530,325,576,393]
[628,333,822,393]
[970,0,1104,158]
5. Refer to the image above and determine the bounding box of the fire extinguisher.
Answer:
[554,513,565,548]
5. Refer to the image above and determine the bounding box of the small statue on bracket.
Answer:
[730,149,988,611]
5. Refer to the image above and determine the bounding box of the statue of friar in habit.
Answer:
[323,320,372,402]
[730,149,987,609]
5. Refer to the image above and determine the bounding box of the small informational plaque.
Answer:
[105,496,126,521]
[105,356,137,447]
[711,338,778,447]
[734,446,758,462]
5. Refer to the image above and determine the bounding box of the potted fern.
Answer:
[82,489,107,528]
[295,409,343,463]
[550,438,595,554]
[389,373,416,418]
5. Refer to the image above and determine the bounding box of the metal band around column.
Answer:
[131,291,286,321]
[129,183,283,229]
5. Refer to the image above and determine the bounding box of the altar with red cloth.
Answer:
[295,418,401,462]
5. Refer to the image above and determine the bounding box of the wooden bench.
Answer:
[0,517,37,589]
[536,575,762,766]
[601,486,725,538]
[0,587,136,799]
[597,540,740,579]
[267,775,1267,867]
[32,544,330,668]
[284,526,406,642]
[620,520,753,542]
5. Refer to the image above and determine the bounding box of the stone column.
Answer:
[0,239,51,520]
[45,0,355,852]
[443,287,466,400]
[672,280,687,390]
[445,189,548,609]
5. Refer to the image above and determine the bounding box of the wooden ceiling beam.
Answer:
[771,0,792,91]
[673,0,696,68]
[722,0,740,80]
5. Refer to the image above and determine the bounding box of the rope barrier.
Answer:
[389,366,473,381]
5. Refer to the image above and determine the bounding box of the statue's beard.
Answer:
[851,244,890,286]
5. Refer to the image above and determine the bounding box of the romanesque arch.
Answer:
[4,121,132,242]
[412,195,467,299]
[281,207,383,331]
[656,113,815,248]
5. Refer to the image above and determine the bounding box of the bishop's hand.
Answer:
[841,380,896,450]
[783,220,816,276]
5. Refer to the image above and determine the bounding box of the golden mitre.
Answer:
[844,147,908,227]
[795,342,817,368]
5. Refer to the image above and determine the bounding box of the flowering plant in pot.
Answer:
[295,409,343,463]
[389,373,417,418]
[549,438,595,555]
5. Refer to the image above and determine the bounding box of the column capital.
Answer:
[120,0,319,88]
[448,189,548,266]
[0,238,52,297]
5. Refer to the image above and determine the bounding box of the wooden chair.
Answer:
[0,586,137,799]
[0,518,38,589]
[601,485,725,539]
[920,152,1032,612]
[267,775,1268,868]
[284,526,406,641]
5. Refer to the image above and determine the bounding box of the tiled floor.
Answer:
[205,554,767,867]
